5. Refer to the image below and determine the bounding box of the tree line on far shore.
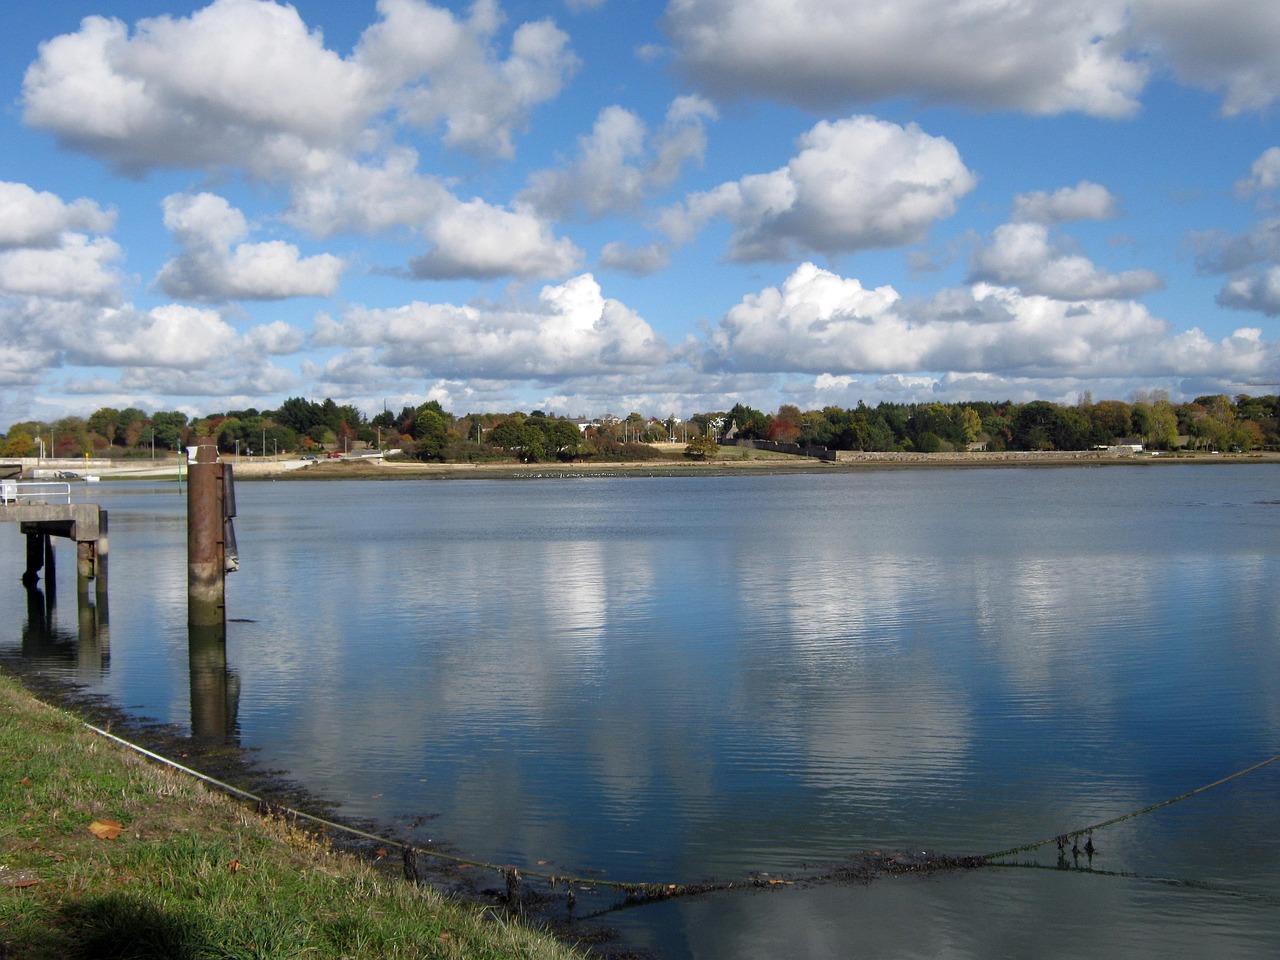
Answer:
[2,391,1277,464]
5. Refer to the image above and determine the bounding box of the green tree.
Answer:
[624,411,647,442]
[543,419,585,460]
[1011,401,1063,450]
[2,430,34,457]
[724,403,766,439]
[911,403,955,447]
[273,397,323,435]
[799,409,835,447]
[954,406,982,446]
[116,407,148,447]
[150,411,189,450]
[1089,400,1133,443]
[876,403,911,446]
[1150,407,1179,449]
[685,434,719,459]
[915,431,944,453]
[87,407,121,447]
[490,415,546,461]
[413,408,450,461]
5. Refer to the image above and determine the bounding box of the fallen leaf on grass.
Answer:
[1,867,41,888]
[89,820,123,840]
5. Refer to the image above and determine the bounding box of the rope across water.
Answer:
[83,722,1280,906]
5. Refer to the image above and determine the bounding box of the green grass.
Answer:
[0,672,586,960]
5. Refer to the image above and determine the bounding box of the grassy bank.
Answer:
[0,672,585,960]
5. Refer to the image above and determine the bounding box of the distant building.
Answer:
[1109,439,1145,453]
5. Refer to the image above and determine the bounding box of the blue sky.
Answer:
[2,0,1279,426]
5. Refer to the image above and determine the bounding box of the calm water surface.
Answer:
[3,466,1279,959]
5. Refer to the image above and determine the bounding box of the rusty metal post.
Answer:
[188,444,225,626]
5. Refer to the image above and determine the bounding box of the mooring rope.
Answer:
[82,721,1280,906]
[981,753,1280,862]
[81,722,746,900]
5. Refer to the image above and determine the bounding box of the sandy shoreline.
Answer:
[34,447,1280,481]
[229,448,1280,480]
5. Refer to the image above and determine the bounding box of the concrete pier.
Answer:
[1,497,108,596]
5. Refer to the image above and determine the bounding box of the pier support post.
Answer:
[188,444,226,626]
[75,509,109,599]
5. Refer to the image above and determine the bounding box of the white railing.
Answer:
[0,481,72,505]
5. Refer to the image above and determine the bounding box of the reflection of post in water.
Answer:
[20,576,110,676]
[23,581,50,642]
[76,581,110,674]
[189,623,241,742]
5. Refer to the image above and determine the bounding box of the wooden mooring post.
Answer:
[187,444,237,626]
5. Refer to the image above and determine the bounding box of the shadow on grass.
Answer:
[58,895,205,960]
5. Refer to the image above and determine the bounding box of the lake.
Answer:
[3,465,1279,959]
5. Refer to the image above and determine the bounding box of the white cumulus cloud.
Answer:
[357,0,578,158]
[155,192,344,302]
[1217,269,1280,316]
[970,223,1163,301]
[1196,149,1280,316]
[314,273,666,378]
[1012,182,1119,224]
[667,0,1280,118]
[22,1,373,176]
[0,234,124,305]
[1130,0,1280,116]
[22,0,576,175]
[697,262,1268,385]
[521,97,716,220]
[65,304,241,368]
[665,0,1147,117]
[1235,147,1280,199]
[661,115,975,260]
[599,241,671,275]
[409,199,583,280]
[0,181,116,249]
